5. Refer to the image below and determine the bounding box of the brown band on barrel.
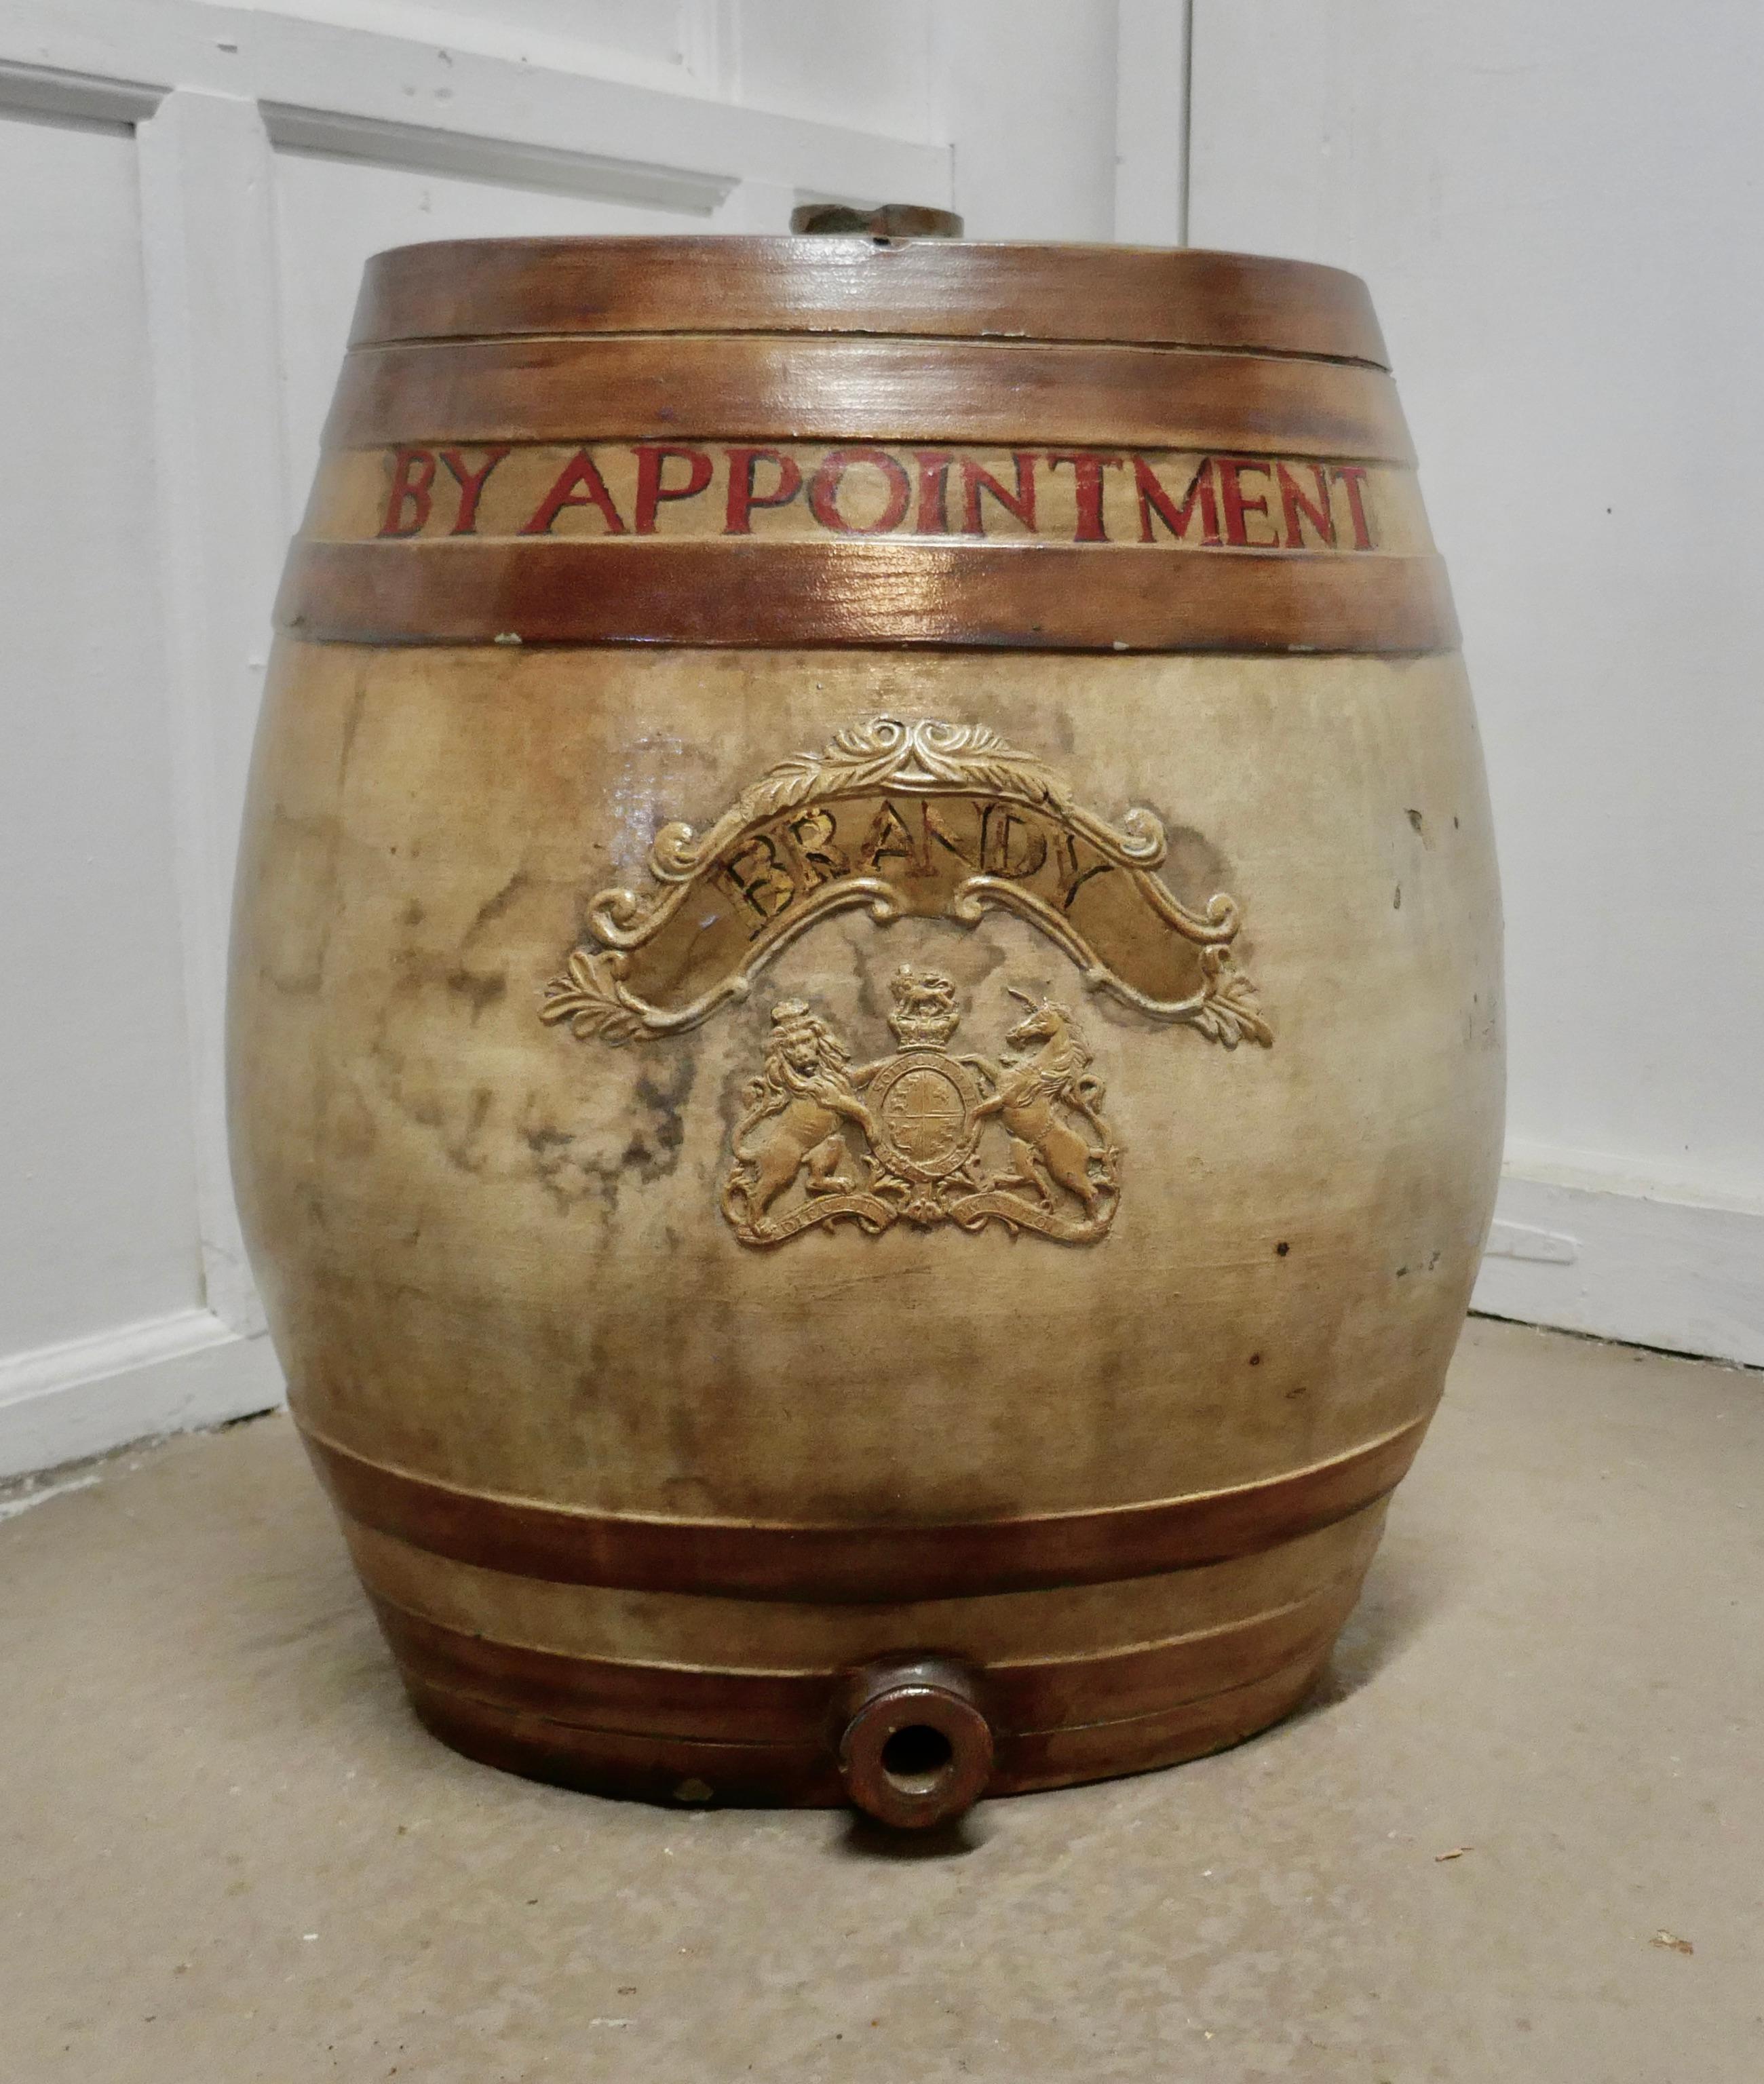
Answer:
[323,337,1415,461]
[277,540,1458,653]
[991,1646,1334,1796]
[400,1647,1329,1804]
[351,239,1392,366]
[299,1412,1431,1602]
[402,1678,846,1807]
[366,1568,1362,1743]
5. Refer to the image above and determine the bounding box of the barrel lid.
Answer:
[347,238,1389,368]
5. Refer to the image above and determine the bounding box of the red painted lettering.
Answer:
[1276,462,1336,549]
[1216,458,1279,548]
[807,448,911,535]
[520,449,627,535]
[959,452,1037,535]
[1332,465,1375,550]
[438,446,511,537]
[1134,456,1220,545]
[724,447,803,535]
[379,447,436,537]
[634,444,713,534]
[913,450,955,535]
[1046,452,1123,542]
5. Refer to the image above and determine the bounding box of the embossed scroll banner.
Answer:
[542,718,1271,1049]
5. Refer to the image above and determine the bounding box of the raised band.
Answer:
[325,336,1415,460]
[368,1566,1364,1742]
[277,539,1458,653]
[300,1412,1431,1603]
[400,1648,1334,1805]
[351,238,1391,365]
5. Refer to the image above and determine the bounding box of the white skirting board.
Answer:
[0,1308,285,1484]
[2,1166,1757,1482]
[1476,1165,1764,1372]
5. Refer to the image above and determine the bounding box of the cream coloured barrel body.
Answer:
[229,237,1502,1817]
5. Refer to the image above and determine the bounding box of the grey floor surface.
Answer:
[1,1315,1759,2083]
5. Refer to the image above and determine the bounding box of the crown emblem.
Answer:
[886,966,962,1049]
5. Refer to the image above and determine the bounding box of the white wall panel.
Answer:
[0,112,202,1352]
[1114,0,1189,246]
[934,0,1119,239]
[738,0,934,143]
[227,0,705,89]
[1189,0,1764,1364]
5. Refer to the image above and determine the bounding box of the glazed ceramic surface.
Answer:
[230,237,1503,1815]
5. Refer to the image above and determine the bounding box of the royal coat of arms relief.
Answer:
[721,971,1121,1247]
[540,716,1273,1249]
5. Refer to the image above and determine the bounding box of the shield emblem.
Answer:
[868,1050,983,1182]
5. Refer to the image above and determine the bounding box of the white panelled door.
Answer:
[0,110,202,1362]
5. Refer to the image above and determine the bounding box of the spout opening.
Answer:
[836,1655,993,1830]
[880,1722,955,1794]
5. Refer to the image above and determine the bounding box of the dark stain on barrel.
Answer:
[625,1052,696,1182]
[465,866,532,942]
[447,967,506,1018]
[1153,818,1234,906]
[336,671,370,786]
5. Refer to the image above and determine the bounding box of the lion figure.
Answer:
[724,1001,877,1224]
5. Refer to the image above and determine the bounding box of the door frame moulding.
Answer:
[0,3,948,204]
[135,84,290,1344]
[260,103,737,214]
[0,56,161,126]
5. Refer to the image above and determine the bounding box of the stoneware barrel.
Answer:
[230,226,1503,1828]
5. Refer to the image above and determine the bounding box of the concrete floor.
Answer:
[1,1317,1759,2083]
